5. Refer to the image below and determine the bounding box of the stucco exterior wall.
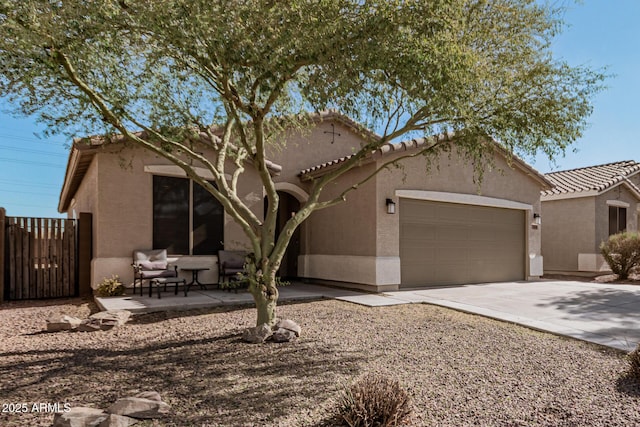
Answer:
[69,144,263,287]
[268,121,366,186]
[298,163,394,288]
[304,163,377,256]
[541,197,595,271]
[68,156,99,257]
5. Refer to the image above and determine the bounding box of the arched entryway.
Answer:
[264,190,301,279]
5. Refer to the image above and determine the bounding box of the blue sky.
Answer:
[0,1,638,218]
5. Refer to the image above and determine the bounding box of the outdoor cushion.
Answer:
[133,249,168,263]
[138,269,177,279]
[138,260,168,271]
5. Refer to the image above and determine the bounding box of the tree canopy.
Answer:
[0,0,605,325]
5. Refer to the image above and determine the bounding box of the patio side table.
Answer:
[181,267,210,290]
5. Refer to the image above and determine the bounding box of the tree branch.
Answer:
[52,47,263,238]
[314,138,450,210]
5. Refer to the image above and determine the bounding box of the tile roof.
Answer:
[541,160,640,198]
[299,134,552,189]
[299,135,455,176]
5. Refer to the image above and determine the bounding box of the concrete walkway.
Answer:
[97,280,640,352]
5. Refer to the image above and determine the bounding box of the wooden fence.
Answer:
[4,216,77,300]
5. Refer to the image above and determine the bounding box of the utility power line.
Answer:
[0,144,67,157]
[0,132,68,146]
[0,157,64,168]
[0,178,60,188]
[0,188,58,197]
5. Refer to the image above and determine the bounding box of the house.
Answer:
[58,111,551,292]
[541,160,640,274]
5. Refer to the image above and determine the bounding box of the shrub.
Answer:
[628,344,640,380]
[600,232,640,280]
[95,275,126,297]
[337,373,412,427]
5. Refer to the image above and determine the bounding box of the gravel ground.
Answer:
[1,297,639,426]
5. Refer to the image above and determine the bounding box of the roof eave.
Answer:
[57,142,82,213]
[541,180,640,202]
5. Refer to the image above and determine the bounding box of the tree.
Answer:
[0,0,604,326]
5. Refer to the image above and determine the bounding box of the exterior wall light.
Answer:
[386,198,396,214]
[533,213,541,226]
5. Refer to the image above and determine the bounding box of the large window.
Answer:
[609,205,627,236]
[153,175,224,255]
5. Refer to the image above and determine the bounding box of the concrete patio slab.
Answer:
[95,282,354,313]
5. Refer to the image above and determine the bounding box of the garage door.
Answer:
[400,199,525,287]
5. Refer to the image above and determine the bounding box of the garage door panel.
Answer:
[400,199,525,287]
[401,225,436,240]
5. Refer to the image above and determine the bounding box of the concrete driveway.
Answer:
[379,280,640,352]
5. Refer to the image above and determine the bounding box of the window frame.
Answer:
[152,175,224,255]
[608,205,627,236]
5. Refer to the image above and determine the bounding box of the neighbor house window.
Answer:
[609,205,627,235]
[153,175,224,255]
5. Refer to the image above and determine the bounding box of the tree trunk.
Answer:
[254,291,278,326]
[246,262,279,327]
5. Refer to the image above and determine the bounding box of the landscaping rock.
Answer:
[76,319,103,332]
[271,327,297,343]
[89,310,132,327]
[107,397,170,419]
[135,391,162,402]
[241,323,273,343]
[98,414,138,427]
[46,315,83,332]
[52,406,108,426]
[275,319,301,337]
[47,310,131,333]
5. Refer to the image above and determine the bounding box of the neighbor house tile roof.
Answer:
[541,160,640,198]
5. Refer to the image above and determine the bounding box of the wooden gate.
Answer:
[5,217,77,300]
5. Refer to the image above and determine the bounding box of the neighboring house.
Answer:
[58,111,551,292]
[541,160,640,273]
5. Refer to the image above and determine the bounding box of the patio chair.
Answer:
[132,249,178,296]
[218,250,248,292]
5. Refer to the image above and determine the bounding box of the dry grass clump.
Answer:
[337,373,412,427]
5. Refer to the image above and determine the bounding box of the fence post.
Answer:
[0,208,5,303]
[77,212,93,297]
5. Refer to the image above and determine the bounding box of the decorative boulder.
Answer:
[89,310,132,327]
[98,414,138,427]
[135,391,162,402]
[275,319,301,337]
[107,396,170,419]
[271,327,297,343]
[52,406,108,427]
[76,319,103,332]
[241,324,273,343]
[46,315,83,332]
